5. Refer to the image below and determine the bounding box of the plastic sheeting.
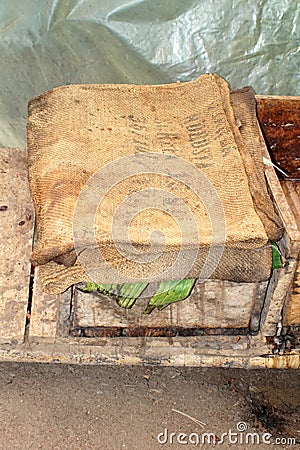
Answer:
[0,0,299,148]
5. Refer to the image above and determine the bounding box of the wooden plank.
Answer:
[283,261,300,326]
[29,267,72,342]
[281,181,300,232]
[72,279,265,336]
[0,332,298,369]
[261,261,298,336]
[0,148,34,342]
[0,337,262,367]
[279,181,300,326]
[249,281,269,332]
[256,95,300,179]
[260,130,300,257]
[251,354,300,370]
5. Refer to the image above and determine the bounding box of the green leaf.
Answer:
[144,278,196,314]
[83,282,106,292]
[83,281,148,309]
[116,282,148,309]
[82,278,196,312]
[271,241,283,269]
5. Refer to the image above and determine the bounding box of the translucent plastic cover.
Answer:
[0,0,299,147]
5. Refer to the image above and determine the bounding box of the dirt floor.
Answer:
[0,363,299,449]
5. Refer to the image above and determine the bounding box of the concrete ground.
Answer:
[0,363,299,449]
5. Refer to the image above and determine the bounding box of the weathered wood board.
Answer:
[71,280,267,337]
[0,148,34,342]
[261,261,298,336]
[256,95,300,179]
[280,181,300,326]
[260,135,300,258]
[281,181,300,234]
[283,261,300,326]
[29,267,71,342]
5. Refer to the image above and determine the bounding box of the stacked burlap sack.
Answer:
[27,74,283,294]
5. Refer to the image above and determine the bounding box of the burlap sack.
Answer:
[27,74,283,294]
[230,87,282,240]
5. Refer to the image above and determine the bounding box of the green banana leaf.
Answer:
[144,279,196,314]
[83,281,148,309]
[271,241,283,269]
[83,278,196,313]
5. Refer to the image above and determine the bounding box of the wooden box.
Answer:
[0,95,299,368]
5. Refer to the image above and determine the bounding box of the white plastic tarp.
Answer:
[0,0,299,148]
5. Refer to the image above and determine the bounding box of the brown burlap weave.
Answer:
[27,74,283,294]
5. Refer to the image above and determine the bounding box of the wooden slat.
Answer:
[260,130,300,257]
[256,95,300,179]
[283,261,300,326]
[281,181,300,231]
[0,148,34,342]
[261,261,298,336]
[29,267,71,342]
[258,125,300,333]
[0,332,298,368]
[0,334,271,367]
[72,280,266,335]
[280,181,300,326]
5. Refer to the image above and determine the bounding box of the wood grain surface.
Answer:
[0,148,34,342]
